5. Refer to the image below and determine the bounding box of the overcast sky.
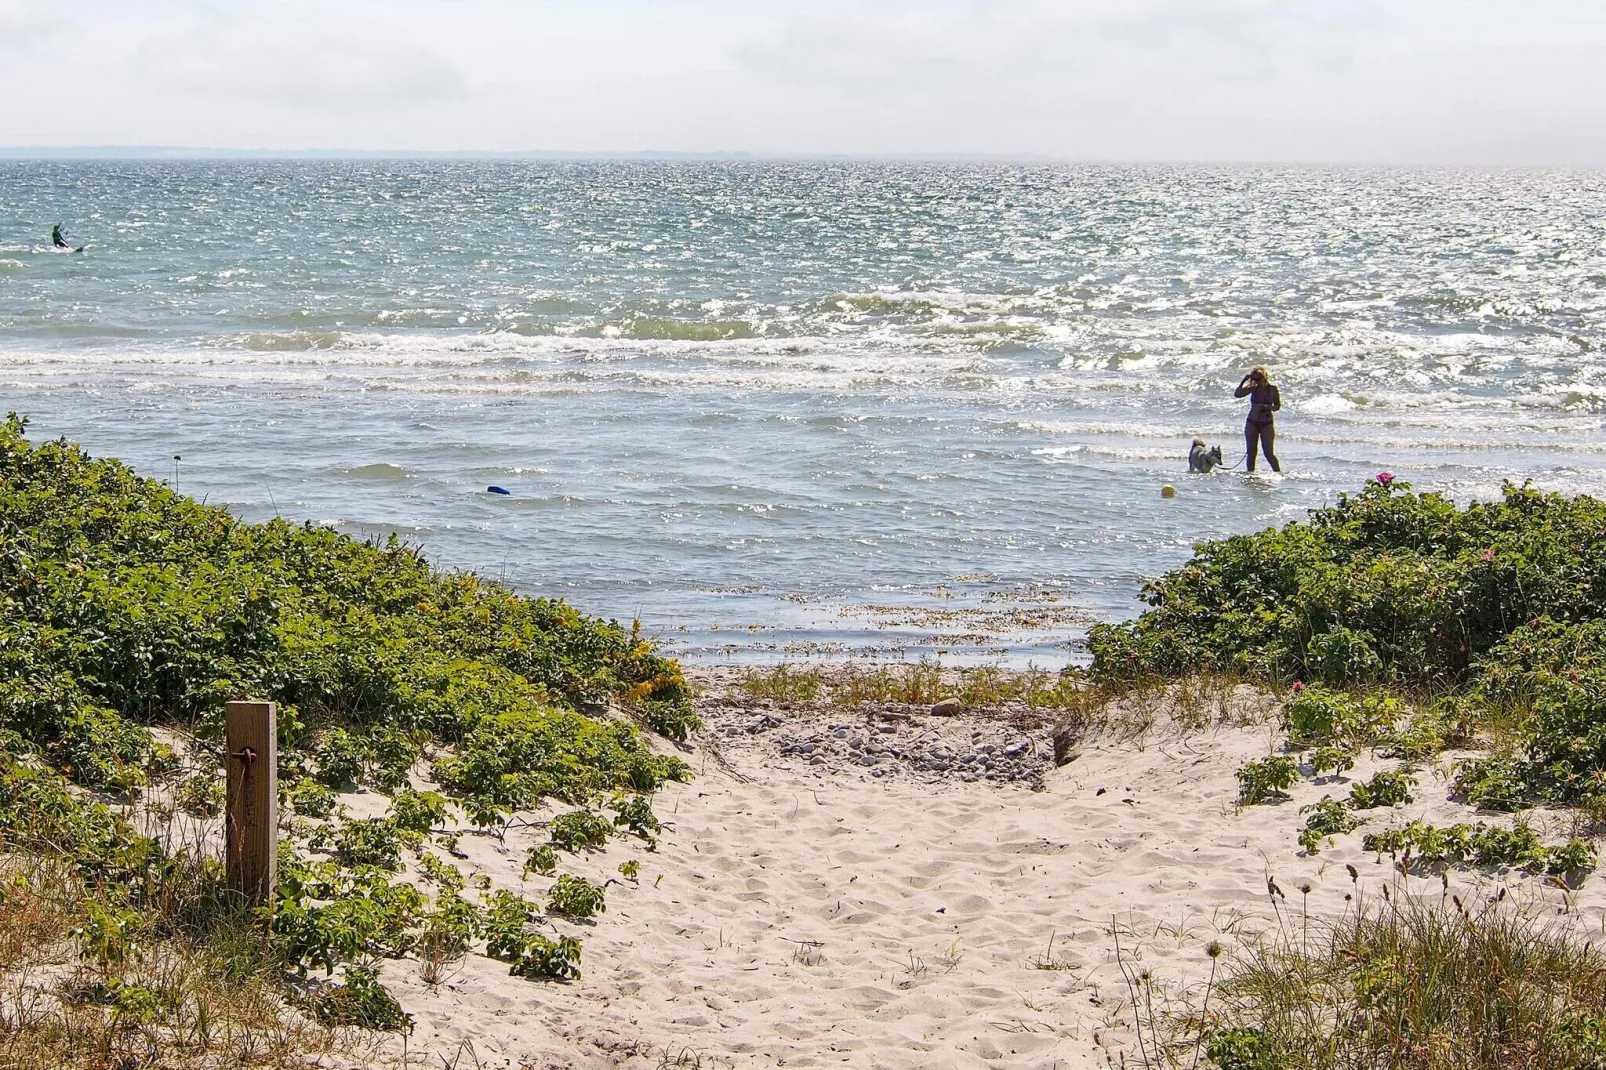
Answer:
[1,0,1602,163]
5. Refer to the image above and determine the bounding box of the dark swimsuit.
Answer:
[1235,382,1282,472]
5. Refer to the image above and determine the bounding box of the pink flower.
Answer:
[1481,549,1495,562]
[1291,681,1305,693]
[1376,472,1395,485]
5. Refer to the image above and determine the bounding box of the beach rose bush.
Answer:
[1090,477,1606,688]
[1089,476,1606,809]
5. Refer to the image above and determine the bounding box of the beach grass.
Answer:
[735,659,1089,711]
[1184,896,1606,1070]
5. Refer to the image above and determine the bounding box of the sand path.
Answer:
[381,711,1595,1069]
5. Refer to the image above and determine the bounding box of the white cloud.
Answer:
[0,0,1601,162]
[136,15,466,112]
[0,0,72,50]
[721,0,1606,162]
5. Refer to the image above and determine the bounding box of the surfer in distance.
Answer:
[50,224,85,253]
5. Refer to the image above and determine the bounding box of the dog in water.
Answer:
[1189,439,1224,473]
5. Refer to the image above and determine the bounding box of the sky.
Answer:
[1,0,1603,163]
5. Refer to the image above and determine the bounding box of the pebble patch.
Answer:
[696,696,1056,785]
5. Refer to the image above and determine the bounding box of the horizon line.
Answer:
[0,146,1602,169]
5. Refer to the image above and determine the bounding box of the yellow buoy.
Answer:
[1161,484,1177,498]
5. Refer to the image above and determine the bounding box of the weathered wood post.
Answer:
[225,699,277,908]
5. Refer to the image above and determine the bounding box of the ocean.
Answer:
[2,160,1603,665]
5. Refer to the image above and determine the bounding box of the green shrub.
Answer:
[432,712,689,826]
[1309,745,1356,778]
[549,809,613,852]
[321,818,407,871]
[1549,838,1600,877]
[52,705,154,788]
[483,890,541,961]
[272,860,424,975]
[476,886,586,980]
[104,979,167,1024]
[389,788,448,835]
[1237,756,1299,804]
[305,962,412,1031]
[546,874,606,920]
[1346,770,1416,810]
[1306,626,1383,685]
[313,728,365,789]
[416,851,464,890]
[1088,480,1606,691]
[506,934,582,981]
[416,892,482,964]
[70,900,145,973]
[174,771,224,817]
[1375,709,1450,760]
[1297,797,1363,854]
[1283,687,1403,748]
[286,776,338,819]
[1206,1026,1278,1070]
[610,794,661,842]
[1085,479,1606,813]
[366,727,422,794]
[523,845,558,878]
[639,697,700,742]
[1453,756,1527,811]
[1361,819,1595,877]
[738,664,823,702]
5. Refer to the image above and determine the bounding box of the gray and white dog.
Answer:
[1189,438,1224,473]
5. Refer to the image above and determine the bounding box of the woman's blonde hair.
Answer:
[1250,365,1271,384]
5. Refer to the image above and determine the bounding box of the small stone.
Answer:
[1004,740,1029,757]
[931,698,962,716]
[859,754,878,767]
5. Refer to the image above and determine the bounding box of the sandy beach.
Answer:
[361,676,1601,1070]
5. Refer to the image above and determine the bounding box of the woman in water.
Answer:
[1234,366,1281,473]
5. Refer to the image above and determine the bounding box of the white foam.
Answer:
[1302,393,1360,415]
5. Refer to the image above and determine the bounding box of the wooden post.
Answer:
[225,700,277,908]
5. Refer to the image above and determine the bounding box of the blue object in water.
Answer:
[486,485,511,496]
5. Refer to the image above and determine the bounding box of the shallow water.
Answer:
[3,160,1603,664]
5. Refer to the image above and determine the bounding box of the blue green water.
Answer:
[3,160,1604,664]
